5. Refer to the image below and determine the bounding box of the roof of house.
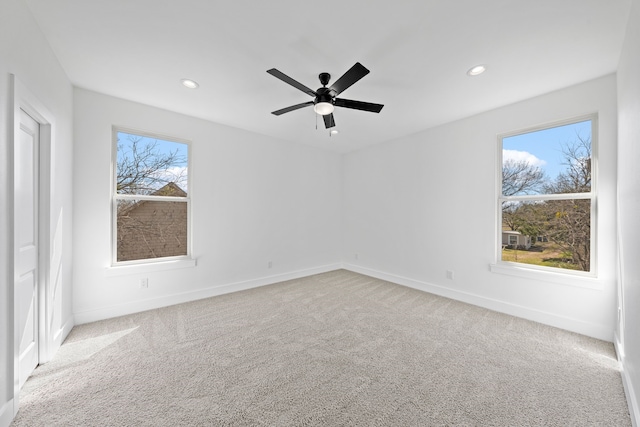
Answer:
[118,182,187,216]
[151,182,187,197]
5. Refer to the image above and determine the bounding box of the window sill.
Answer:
[489,262,600,290]
[105,258,197,277]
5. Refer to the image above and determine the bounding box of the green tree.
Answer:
[503,201,546,237]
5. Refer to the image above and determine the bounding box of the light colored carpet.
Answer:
[13,270,631,426]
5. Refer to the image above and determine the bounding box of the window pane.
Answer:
[116,131,188,196]
[117,199,188,262]
[501,199,590,271]
[502,120,591,196]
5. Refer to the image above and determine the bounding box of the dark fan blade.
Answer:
[267,69,316,97]
[329,62,370,96]
[271,101,314,116]
[323,113,336,129]
[334,98,384,113]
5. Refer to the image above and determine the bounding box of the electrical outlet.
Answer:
[140,278,149,288]
[446,270,454,280]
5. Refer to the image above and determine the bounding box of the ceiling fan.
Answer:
[267,62,384,129]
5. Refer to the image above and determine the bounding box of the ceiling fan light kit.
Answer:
[267,62,384,130]
[313,102,334,115]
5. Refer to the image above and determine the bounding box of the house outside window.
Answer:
[112,129,190,264]
[498,116,596,274]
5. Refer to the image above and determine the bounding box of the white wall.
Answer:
[72,89,342,323]
[0,0,74,425]
[616,0,640,422]
[343,75,618,342]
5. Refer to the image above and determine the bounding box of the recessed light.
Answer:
[467,65,486,76]
[181,79,199,89]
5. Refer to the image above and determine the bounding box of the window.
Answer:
[498,116,595,274]
[113,129,190,264]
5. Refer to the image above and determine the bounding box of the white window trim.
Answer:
[105,257,196,277]
[111,126,194,268]
[493,114,598,281]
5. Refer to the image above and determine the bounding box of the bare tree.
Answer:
[117,135,187,195]
[542,134,592,270]
[543,134,591,194]
[501,133,592,271]
[116,134,188,261]
[502,159,547,233]
[502,159,546,197]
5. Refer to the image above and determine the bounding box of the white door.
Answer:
[16,108,40,389]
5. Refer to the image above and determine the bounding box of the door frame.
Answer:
[9,74,53,416]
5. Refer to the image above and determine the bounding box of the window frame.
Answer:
[111,126,192,267]
[495,114,598,278]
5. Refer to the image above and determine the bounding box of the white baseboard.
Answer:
[615,334,639,427]
[74,263,342,325]
[0,399,15,427]
[343,263,612,342]
[38,315,75,364]
[55,316,75,346]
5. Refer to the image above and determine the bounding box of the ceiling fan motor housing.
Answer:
[315,87,334,106]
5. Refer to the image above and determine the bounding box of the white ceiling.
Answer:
[25,0,631,153]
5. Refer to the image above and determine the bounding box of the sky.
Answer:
[117,132,188,160]
[117,131,189,193]
[502,119,591,181]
